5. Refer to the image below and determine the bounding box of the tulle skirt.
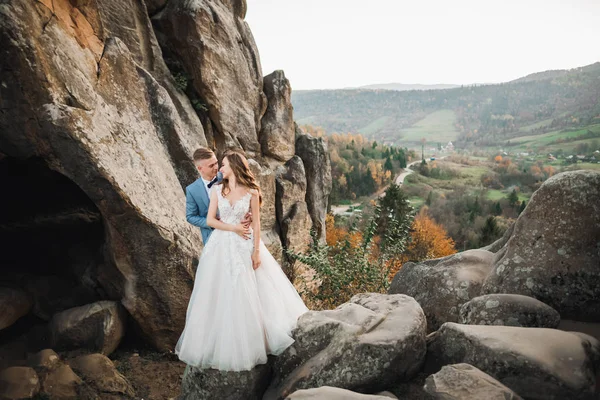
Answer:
[175,229,308,371]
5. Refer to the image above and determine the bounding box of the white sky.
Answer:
[245,0,600,90]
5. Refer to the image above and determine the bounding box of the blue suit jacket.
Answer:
[186,179,213,244]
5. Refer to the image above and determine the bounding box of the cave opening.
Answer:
[0,156,108,367]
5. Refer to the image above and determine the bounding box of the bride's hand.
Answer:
[232,223,250,240]
[252,250,261,270]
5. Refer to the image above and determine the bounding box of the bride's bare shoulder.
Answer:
[248,188,259,197]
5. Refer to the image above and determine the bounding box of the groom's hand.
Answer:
[241,212,252,230]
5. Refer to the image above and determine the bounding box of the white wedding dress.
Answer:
[175,185,308,371]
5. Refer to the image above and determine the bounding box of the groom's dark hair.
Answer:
[193,147,215,163]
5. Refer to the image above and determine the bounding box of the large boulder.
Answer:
[24,275,99,321]
[276,156,313,271]
[0,367,40,399]
[295,127,332,241]
[180,363,271,400]
[286,386,397,399]
[459,294,560,328]
[389,250,495,331]
[261,70,295,161]
[155,0,266,156]
[426,322,600,400]
[481,171,600,322]
[265,293,427,399]
[39,364,82,399]
[49,301,126,355]
[249,159,284,263]
[28,349,61,372]
[69,354,135,398]
[424,363,522,400]
[0,0,207,350]
[0,287,32,331]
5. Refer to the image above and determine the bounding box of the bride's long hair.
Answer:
[221,150,262,206]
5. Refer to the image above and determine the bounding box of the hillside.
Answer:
[292,62,600,150]
[357,83,461,91]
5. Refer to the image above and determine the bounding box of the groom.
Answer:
[186,147,250,243]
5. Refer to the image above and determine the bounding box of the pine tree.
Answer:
[494,201,502,216]
[508,189,519,208]
[384,157,393,172]
[480,216,501,246]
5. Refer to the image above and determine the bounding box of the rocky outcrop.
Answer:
[0,0,210,351]
[389,250,495,331]
[155,0,266,156]
[249,159,284,262]
[481,171,600,322]
[0,287,32,331]
[424,363,522,400]
[261,71,296,161]
[276,156,313,271]
[287,386,397,399]
[426,323,600,400]
[180,364,271,400]
[266,294,427,399]
[0,0,329,357]
[49,301,126,355]
[459,294,560,328]
[295,126,332,241]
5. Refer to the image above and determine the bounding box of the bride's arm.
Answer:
[207,190,248,237]
[250,190,261,261]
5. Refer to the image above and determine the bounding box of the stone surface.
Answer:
[275,156,313,260]
[180,363,271,400]
[49,301,126,355]
[261,70,295,161]
[40,364,82,399]
[266,294,427,399]
[424,363,523,400]
[286,386,396,399]
[24,275,99,321]
[389,249,495,331]
[248,159,284,263]
[0,367,40,399]
[459,294,560,328]
[156,0,266,157]
[0,287,32,331]
[69,353,135,398]
[481,171,600,322]
[295,126,332,241]
[426,322,600,400]
[28,349,61,372]
[0,0,207,350]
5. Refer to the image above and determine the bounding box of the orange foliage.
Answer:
[494,155,502,162]
[389,209,456,277]
[325,214,362,248]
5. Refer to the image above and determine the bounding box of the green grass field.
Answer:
[359,116,390,136]
[397,110,459,143]
[486,189,529,202]
[508,124,600,153]
[518,118,554,132]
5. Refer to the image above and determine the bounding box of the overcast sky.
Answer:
[245,0,600,90]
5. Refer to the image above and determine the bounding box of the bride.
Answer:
[175,150,308,371]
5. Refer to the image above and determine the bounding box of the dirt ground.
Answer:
[110,349,186,400]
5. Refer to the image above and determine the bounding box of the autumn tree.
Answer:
[400,209,457,271]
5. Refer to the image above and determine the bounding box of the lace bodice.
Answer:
[214,185,252,225]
